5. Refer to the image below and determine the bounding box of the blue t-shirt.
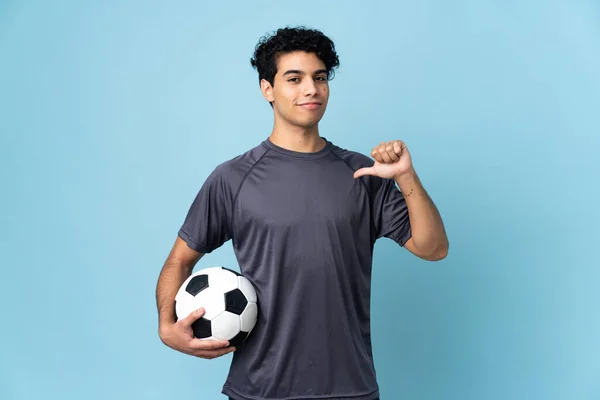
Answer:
[178,137,412,400]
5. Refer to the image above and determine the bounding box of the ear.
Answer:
[260,79,274,103]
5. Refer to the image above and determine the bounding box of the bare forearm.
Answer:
[155,247,233,358]
[394,168,448,257]
[156,259,194,329]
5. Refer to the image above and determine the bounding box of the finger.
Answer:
[196,346,236,359]
[385,143,399,161]
[354,167,375,178]
[371,148,383,163]
[189,338,230,350]
[393,141,403,155]
[378,146,392,163]
[373,142,388,162]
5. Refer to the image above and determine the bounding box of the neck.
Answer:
[269,118,325,153]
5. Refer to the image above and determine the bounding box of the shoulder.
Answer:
[207,141,269,191]
[330,142,373,169]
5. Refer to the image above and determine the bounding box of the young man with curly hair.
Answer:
[156,26,449,400]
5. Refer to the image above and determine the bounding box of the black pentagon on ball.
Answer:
[191,317,211,339]
[225,289,248,315]
[185,274,209,296]
[229,331,249,347]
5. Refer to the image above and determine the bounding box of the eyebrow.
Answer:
[282,69,328,76]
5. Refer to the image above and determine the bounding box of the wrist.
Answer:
[393,167,417,186]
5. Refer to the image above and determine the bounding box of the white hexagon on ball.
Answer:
[211,312,241,340]
[240,302,258,332]
[193,287,226,320]
[238,276,257,303]
[209,268,239,294]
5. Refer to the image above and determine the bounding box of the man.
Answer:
[156,26,448,400]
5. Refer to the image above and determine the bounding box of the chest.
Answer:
[232,161,369,236]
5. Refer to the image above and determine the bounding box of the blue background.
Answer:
[1,1,599,399]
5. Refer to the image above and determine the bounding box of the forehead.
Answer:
[275,51,326,74]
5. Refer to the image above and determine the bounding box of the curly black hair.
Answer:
[250,26,340,86]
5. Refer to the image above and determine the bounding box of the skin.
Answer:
[354,140,449,261]
[156,49,448,360]
[156,239,232,359]
[261,51,329,153]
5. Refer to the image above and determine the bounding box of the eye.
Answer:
[288,77,300,83]
[315,76,327,82]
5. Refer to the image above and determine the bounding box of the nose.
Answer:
[302,79,318,96]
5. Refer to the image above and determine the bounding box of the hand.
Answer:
[159,308,235,359]
[353,140,413,180]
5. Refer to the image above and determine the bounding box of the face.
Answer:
[261,51,330,129]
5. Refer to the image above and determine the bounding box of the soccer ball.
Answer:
[174,266,258,346]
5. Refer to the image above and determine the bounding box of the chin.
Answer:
[297,121,321,129]
[296,116,324,128]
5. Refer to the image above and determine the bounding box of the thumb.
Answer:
[184,307,206,326]
[353,167,375,179]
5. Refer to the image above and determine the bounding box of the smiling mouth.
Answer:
[298,102,322,109]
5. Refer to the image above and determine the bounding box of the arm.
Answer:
[156,236,235,358]
[353,140,449,261]
[156,236,203,331]
[158,165,236,358]
[394,168,449,261]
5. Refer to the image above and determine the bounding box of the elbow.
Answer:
[404,235,449,261]
[423,240,449,261]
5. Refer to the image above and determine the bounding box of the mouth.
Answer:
[297,102,322,110]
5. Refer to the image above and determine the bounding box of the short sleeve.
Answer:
[178,167,233,254]
[372,178,412,246]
